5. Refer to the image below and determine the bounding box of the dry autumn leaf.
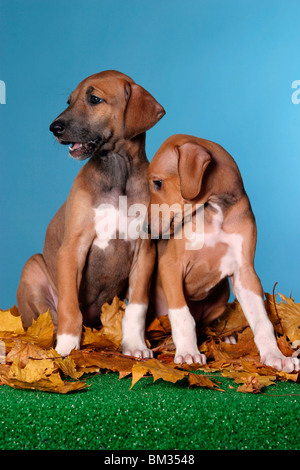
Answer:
[100,297,126,347]
[6,341,56,368]
[0,357,86,393]
[131,358,223,391]
[237,376,265,394]
[81,326,117,351]
[203,300,249,339]
[266,292,300,346]
[131,358,187,388]
[0,290,299,394]
[188,372,224,391]
[23,310,54,349]
[70,349,139,379]
[0,308,24,335]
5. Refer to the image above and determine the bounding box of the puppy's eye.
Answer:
[90,95,103,104]
[153,180,162,190]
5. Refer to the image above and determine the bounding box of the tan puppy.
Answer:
[17,70,165,357]
[122,134,300,373]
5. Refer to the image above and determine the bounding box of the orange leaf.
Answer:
[131,358,187,388]
[237,376,265,394]
[81,326,117,351]
[6,341,56,368]
[71,350,137,377]
[188,373,224,391]
[100,297,126,347]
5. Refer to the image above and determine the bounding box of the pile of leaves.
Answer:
[0,291,299,395]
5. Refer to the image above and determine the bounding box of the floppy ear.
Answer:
[124,82,165,139]
[177,142,212,200]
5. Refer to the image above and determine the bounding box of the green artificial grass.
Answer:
[0,372,299,451]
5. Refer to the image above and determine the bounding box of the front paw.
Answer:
[174,350,207,366]
[261,352,300,373]
[55,333,81,357]
[122,339,153,359]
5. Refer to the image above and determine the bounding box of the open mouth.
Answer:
[61,138,101,159]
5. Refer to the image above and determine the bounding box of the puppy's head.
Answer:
[147,135,211,237]
[49,70,165,160]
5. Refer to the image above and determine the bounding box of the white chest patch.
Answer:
[93,204,120,250]
[93,199,148,250]
[204,203,243,278]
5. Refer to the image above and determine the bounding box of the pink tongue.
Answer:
[72,143,82,150]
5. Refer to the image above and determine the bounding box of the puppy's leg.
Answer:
[55,238,90,357]
[159,261,206,365]
[17,254,58,328]
[232,266,300,372]
[122,239,155,359]
[55,201,96,357]
[168,306,206,365]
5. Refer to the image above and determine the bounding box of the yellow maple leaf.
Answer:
[24,310,54,349]
[0,357,86,393]
[81,326,116,350]
[54,355,84,380]
[131,358,188,388]
[276,293,300,345]
[6,341,56,368]
[0,308,25,335]
[100,296,126,347]
[9,357,56,382]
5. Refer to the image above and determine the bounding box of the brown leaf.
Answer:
[276,335,295,357]
[201,337,256,365]
[276,293,300,345]
[222,369,276,390]
[0,291,298,395]
[188,373,224,391]
[23,310,54,349]
[6,341,56,368]
[100,297,126,347]
[81,326,117,351]
[151,336,176,354]
[147,317,167,335]
[0,357,86,393]
[237,376,265,394]
[71,350,137,378]
[131,358,223,391]
[265,292,300,345]
[277,371,299,382]
[203,300,249,338]
[54,355,85,380]
[131,358,188,388]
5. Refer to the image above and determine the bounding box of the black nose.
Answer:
[49,119,65,137]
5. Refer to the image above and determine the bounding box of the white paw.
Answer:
[174,351,207,365]
[122,303,151,359]
[123,347,153,359]
[122,337,153,359]
[261,352,300,373]
[55,333,80,357]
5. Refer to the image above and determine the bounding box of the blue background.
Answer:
[0,0,299,309]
